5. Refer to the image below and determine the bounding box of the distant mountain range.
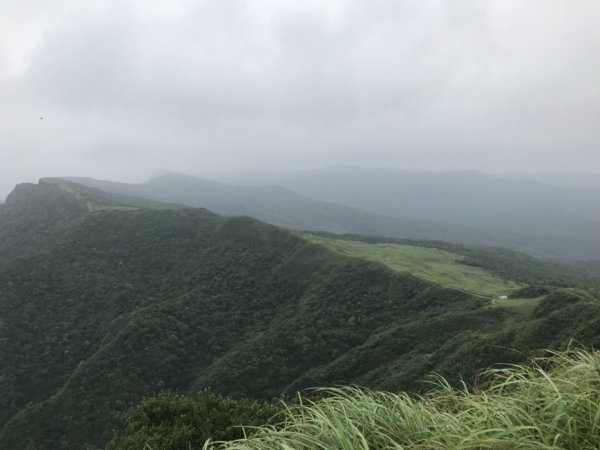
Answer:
[67,169,600,260]
[220,167,600,235]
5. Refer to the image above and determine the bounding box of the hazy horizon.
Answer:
[4,166,600,202]
[2,0,600,199]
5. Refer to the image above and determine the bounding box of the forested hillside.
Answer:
[0,180,599,449]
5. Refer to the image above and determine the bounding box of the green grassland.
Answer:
[303,233,524,298]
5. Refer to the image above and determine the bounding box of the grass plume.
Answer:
[209,349,600,450]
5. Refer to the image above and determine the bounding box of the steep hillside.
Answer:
[0,181,87,261]
[0,180,599,449]
[0,178,180,262]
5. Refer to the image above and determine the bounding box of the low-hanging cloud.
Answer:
[1,0,599,198]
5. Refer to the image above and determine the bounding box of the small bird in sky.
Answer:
[40,117,43,120]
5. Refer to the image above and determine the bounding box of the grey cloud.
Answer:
[1,0,599,199]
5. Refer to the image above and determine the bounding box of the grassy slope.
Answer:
[212,350,600,450]
[303,233,523,298]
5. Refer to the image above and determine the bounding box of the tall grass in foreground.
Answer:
[207,349,600,450]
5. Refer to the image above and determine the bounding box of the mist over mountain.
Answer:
[219,167,600,225]
[67,170,600,261]
[218,168,600,260]
[520,172,600,189]
[65,173,507,243]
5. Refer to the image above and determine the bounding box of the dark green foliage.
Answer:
[0,180,599,450]
[105,390,279,450]
[509,285,553,298]
[0,179,180,263]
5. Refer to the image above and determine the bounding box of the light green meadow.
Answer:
[303,234,524,298]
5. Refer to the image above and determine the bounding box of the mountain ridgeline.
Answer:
[0,179,599,449]
[66,171,600,261]
[65,174,510,253]
[222,168,600,260]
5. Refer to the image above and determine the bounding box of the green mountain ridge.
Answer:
[0,180,599,449]
[64,174,578,260]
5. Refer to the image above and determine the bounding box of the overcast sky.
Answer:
[1,0,599,199]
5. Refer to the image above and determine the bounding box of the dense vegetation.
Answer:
[105,390,278,450]
[207,349,600,450]
[0,180,599,449]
